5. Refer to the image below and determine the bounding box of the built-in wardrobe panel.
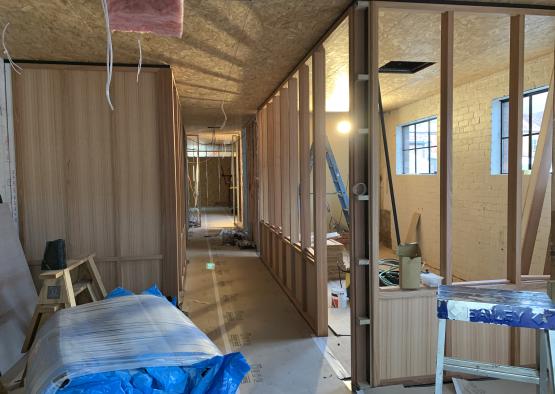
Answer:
[13,63,185,298]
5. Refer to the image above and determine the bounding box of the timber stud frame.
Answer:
[255,0,555,391]
[349,0,554,390]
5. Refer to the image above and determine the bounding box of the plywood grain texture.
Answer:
[258,191,323,334]
[13,64,185,297]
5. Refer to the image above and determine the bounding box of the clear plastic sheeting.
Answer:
[26,295,249,393]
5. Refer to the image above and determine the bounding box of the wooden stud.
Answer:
[299,65,311,251]
[312,46,328,337]
[273,94,282,229]
[367,2,380,385]
[289,78,300,244]
[350,3,372,389]
[507,14,524,286]
[158,69,180,297]
[440,9,455,368]
[373,1,555,16]
[550,46,555,301]
[508,14,525,367]
[521,76,554,274]
[267,102,275,225]
[280,87,291,237]
[263,107,269,223]
[440,10,454,285]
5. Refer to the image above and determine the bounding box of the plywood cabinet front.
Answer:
[13,63,185,299]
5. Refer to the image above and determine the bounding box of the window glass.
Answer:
[399,117,437,175]
[499,88,548,173]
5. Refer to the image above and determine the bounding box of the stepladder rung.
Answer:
[443,357,540,385]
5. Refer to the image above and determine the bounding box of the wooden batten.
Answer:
[262,107,269,223]
[367,2,380,385]
[312,46,328,337]
[349,3,371,389]
[440,11,454,285]
[289,78,300,244]
[507,14,524,286]
[273,94,282,229]
[521,75,554,275]
[280,87,291,237]
[299,65,311,251]
[551,48,555,300]
[507,14,525,367]
[373,1,555,16]
[267,102,275,225]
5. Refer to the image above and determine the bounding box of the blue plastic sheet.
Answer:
[106,284,177,306]
[57,353,249,394]
[26,295,249,394]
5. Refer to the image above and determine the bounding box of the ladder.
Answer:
[309,138,350,227]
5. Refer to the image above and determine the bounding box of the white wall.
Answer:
[381,53,554,280]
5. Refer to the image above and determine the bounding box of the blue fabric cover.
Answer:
[58,353,249,394]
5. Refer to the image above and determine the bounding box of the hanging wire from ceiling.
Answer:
[100,0,114,110]
[136,37,142,83]
[219,101,227,130]
[2,23,22,75]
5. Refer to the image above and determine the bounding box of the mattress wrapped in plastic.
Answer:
[25,295,249,393]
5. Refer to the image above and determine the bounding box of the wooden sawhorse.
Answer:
[435,285,555,394]
[21,254,106,352]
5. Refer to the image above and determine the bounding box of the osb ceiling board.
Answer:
[0,0,350,131]
[377,11,555,111]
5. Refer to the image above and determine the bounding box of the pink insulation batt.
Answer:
[108,0,183,38]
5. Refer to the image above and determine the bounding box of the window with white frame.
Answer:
[397,117,438,175]
[496,87,548,174]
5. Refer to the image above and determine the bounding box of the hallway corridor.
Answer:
[183,208,349,393]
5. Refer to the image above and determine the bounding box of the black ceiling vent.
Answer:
[379,61,435,74]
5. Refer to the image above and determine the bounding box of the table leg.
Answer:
[538,330,548,394]
[435,318,447,394]
[547,330,555,394]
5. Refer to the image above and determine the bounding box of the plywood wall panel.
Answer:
[120,260,162,293]
[378,291,437,381]
[452,322,510,364]
[13,64,183,297]
[62,70,115,259]
[113,72,161,258]
[14,69,66,261]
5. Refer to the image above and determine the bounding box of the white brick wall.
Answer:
[381,53,554,280]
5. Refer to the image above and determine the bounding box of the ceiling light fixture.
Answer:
[337,120,352,135]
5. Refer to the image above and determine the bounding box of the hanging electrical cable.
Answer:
[2,23,22,75]
[219,101,227,130]
[101,0,114,110]
[136,37,142,83]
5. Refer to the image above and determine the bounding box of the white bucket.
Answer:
[331,287,348,308]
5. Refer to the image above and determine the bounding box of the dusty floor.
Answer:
[183,207,350,393]
[183,208,537,394]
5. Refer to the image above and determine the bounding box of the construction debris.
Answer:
[219,228,256,249]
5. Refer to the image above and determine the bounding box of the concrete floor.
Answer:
[183,208,537,394]
[183,207,350,393]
